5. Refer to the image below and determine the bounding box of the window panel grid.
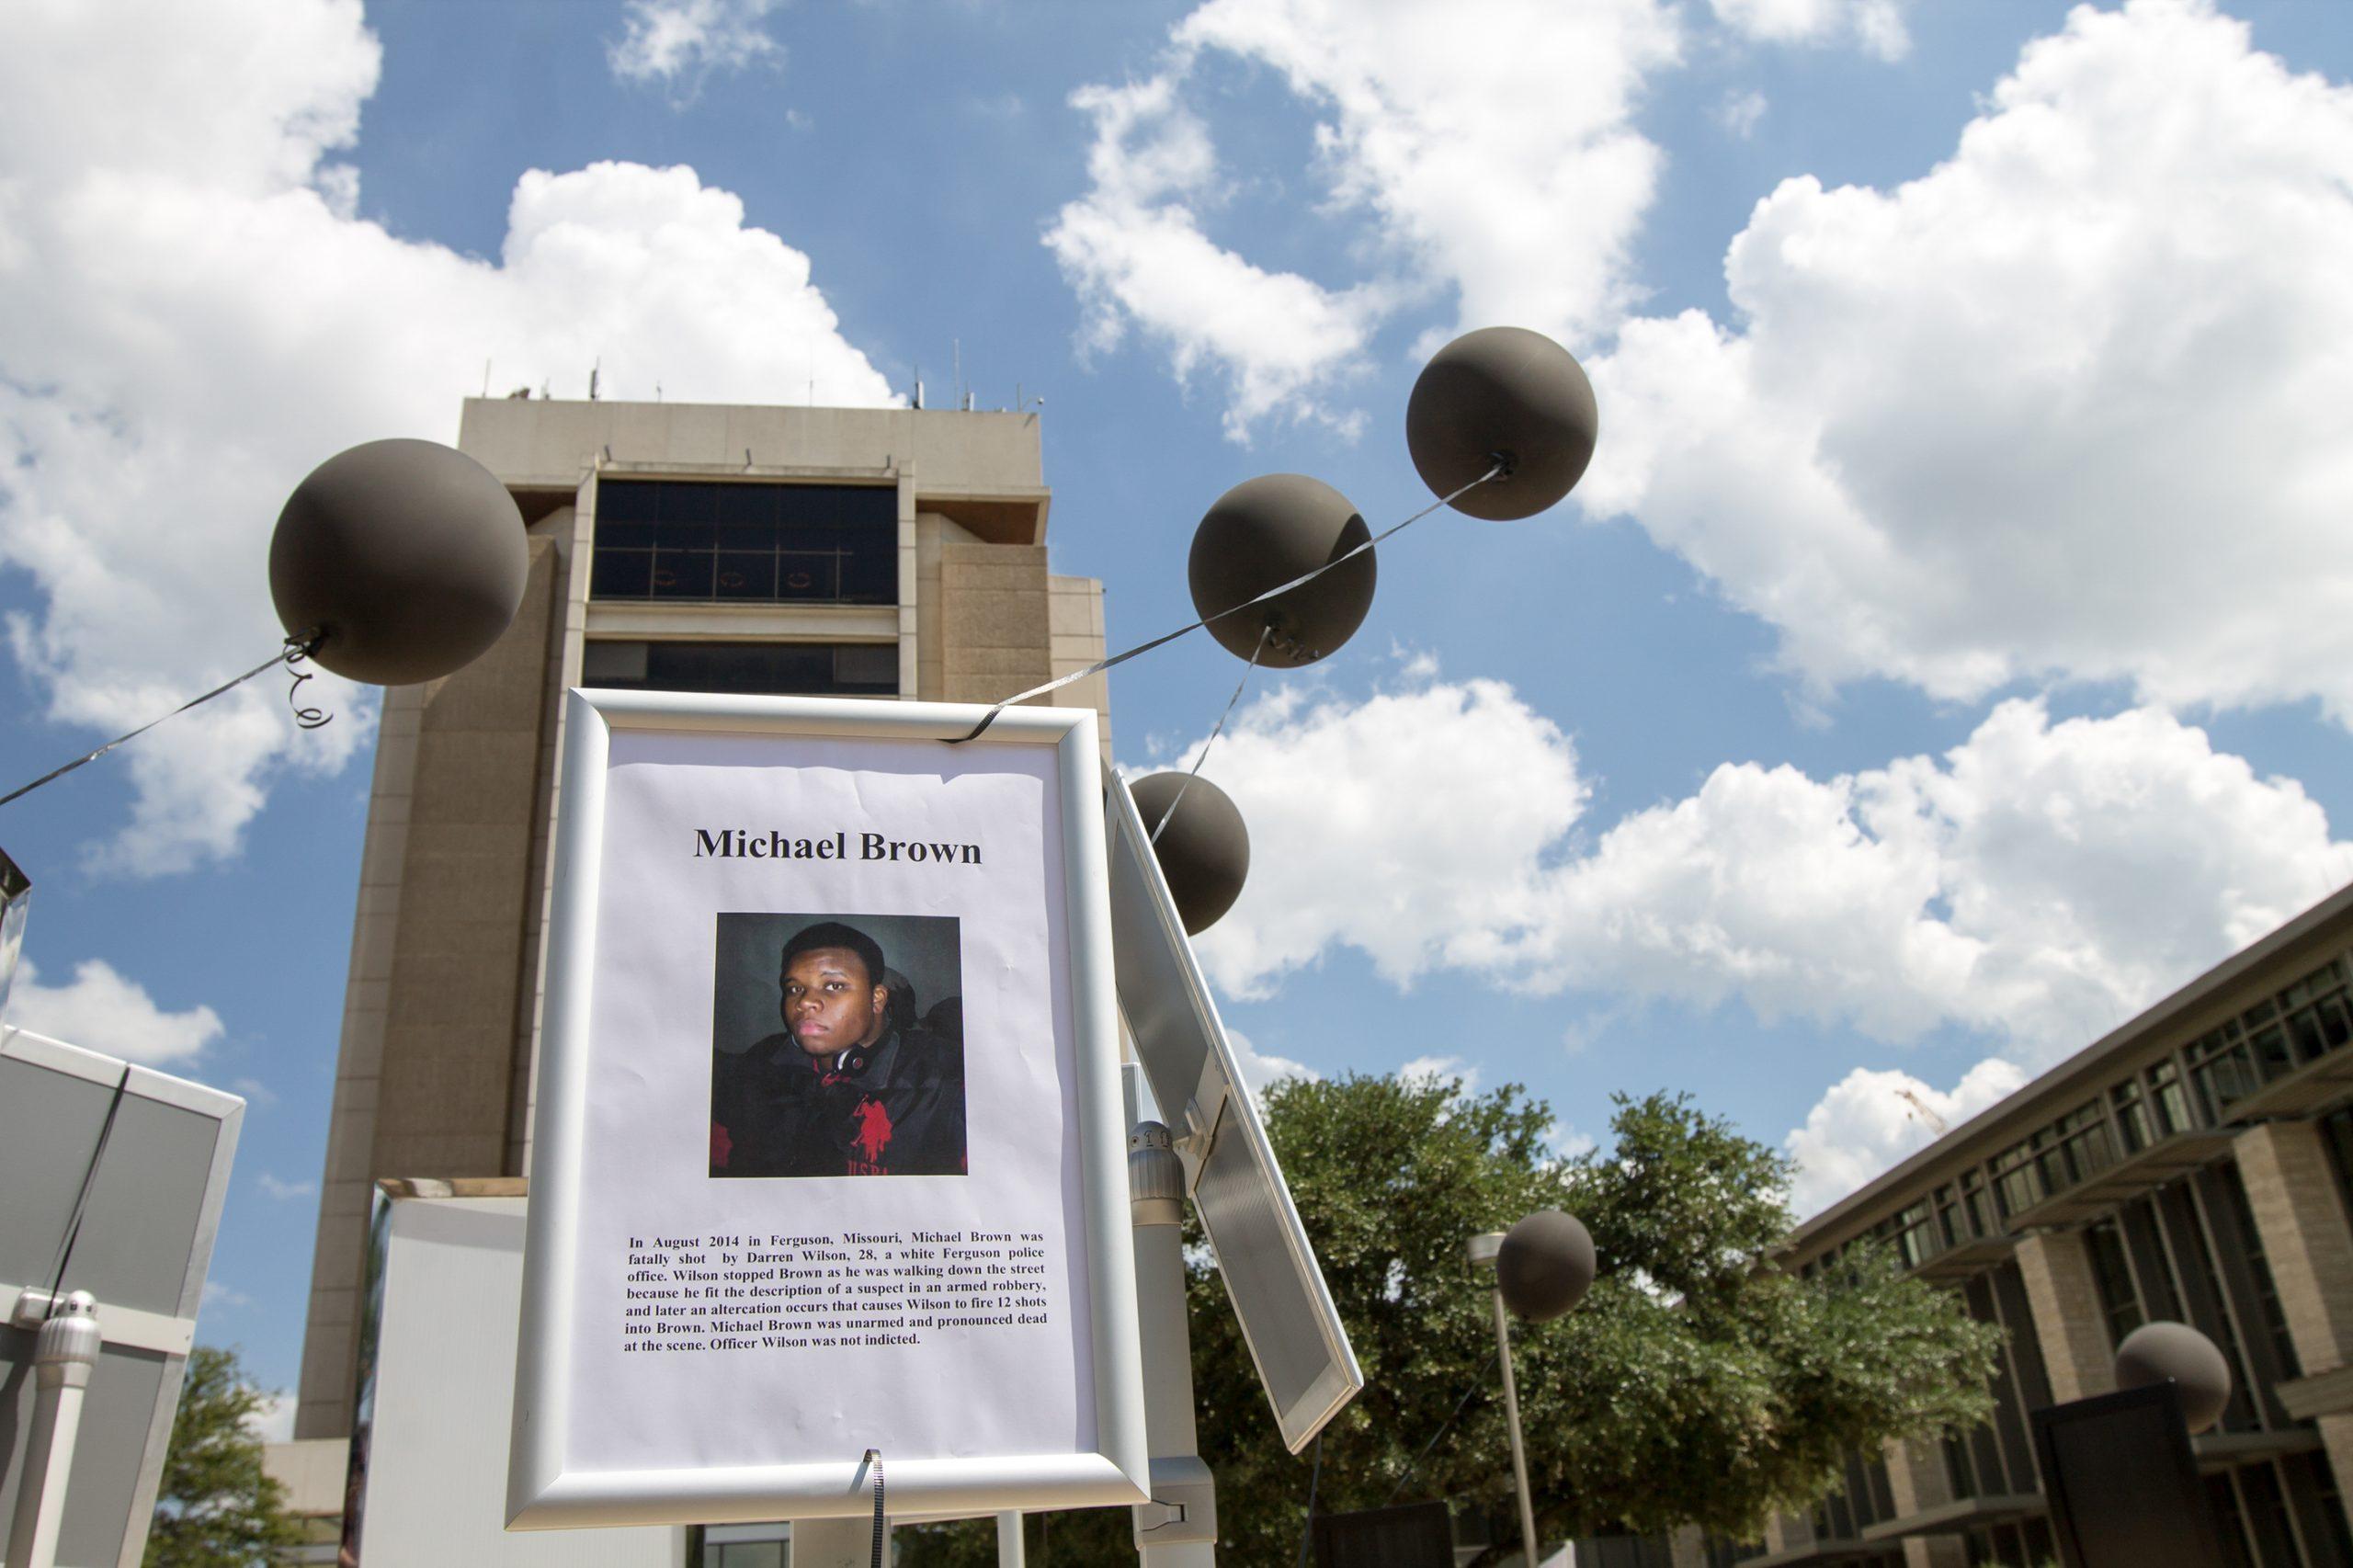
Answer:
[2187,957,2353,1119]
[591,480,896,607]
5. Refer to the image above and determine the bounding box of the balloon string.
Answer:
[0,629,327,811]
[1151,624,1267,845]
[943,461,1506,744]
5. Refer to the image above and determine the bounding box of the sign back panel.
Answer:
[1102,770,1362,1453]
[2030,1385,2231,1568]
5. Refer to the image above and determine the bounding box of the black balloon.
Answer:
[1406,326,1597,521]
[1495,1209,1596,1323]
[1188,473,1374,668]
[1131,772,1249,935]
[270,438,529,686]
[2114,1321,2233,1434]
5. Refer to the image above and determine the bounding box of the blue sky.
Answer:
[5,0,2353,1416]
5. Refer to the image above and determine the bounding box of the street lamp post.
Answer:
[1468,1210,1598,1568]
[1466,1233,1540,1567]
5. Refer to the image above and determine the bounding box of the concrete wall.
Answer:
[1049,574,1110,749]
[458,399,1042,502]
[938,542,1052,703]
[263,1437,350,1517]
[296,536,563,1438]
[915,512,983,700]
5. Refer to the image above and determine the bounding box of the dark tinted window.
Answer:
[591,481,896,605]
[581,640,896,698]
[2086,1219,2143,1347]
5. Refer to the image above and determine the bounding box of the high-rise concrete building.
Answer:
[1621,882,2353,1568]
[292,398,1110,1441]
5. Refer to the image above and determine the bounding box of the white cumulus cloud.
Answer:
[1046,75,1391,442]
[1173,671,2353,1060]
[0,0,894,872]
[1048,0,1678,439]
[609,0,784,90]
[1714,88,1769,139]
[1399,1053,1483,1098]
[6,957,224,1063]
[1586,0,2353,723]
[1223,1025,1318,1096]
[1549,1121,1598,1161]
[1710,0,1913,60]
[1182,673,1589,998]
[1784,1056,2025,1216]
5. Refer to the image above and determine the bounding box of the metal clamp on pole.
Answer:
[784,1450,889,1568]
[1130,1121,1217,1562]
[6,1291,103,1568]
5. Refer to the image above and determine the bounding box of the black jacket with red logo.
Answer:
[710,1024,966,1177]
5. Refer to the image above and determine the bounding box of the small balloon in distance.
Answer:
[1131,772,1249,935]
[269,437,529,686]
[1406,326,1597,521]
[2114,1320,2234,1434]
[1495,1209,1596,1323]
[1188,473,1375,668]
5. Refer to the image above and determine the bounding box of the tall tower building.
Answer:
[293,398,1110,1439]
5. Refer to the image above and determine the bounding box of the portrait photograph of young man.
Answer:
[709,913,967,1178]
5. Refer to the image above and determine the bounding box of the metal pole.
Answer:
[995,1511,1025,1567]
[1131,1121,1216,1566]
[1489,1285,1540,1568]
[5,1291,102,1568]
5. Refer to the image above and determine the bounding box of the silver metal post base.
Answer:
[1131,1120,1216,1564]
[5,1292,101,1568]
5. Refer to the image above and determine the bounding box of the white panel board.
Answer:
[357,1195,682,1566]
[0,1026,241,1568]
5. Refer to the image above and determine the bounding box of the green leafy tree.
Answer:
[143,1345,301,1568]
[902,1076,1999,1566]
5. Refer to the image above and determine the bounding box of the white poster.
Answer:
[509,694,1145,1528]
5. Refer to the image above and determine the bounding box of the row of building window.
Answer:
[1944,1264,2052,1504]
[2187,958,2353,1121]
[587,479,897,606]
[580,640,897,699]
[1847,956,2350,1276]
[2076,1170,2290,1433]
